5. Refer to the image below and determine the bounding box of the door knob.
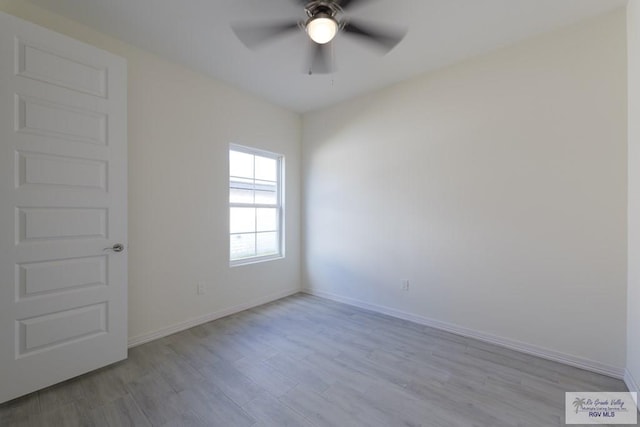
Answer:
[104,243,125,253]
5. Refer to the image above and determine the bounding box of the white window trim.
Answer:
[229,144,285,267]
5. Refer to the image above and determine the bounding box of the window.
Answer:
[229,145,284,265]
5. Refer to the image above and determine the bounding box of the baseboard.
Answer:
[303,288,625,380]
[625,369,640,414]
[625,369,640,411]
[127,288,300,348]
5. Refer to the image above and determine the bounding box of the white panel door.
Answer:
[0,11,127,404]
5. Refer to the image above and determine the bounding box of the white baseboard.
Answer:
[625,369,640,401]
[127,288,300,348]
[624,369,640,414]
[303,288,625,380]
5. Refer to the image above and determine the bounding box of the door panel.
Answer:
[0,11,127,404]
[18,255,107,298]
[16,39,108,98]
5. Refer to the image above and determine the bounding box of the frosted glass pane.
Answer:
[257,232,278,256]
[231,233,256,259]
[255,190,277,205]
[255,156,277,181]
[230,150,254,179]
[257,208,277,232]
[230,207,255,233]
[230,188,254,203]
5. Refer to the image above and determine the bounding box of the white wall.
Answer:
[303,9,627,371]
[627,0,640,394]
[0,1,302,343]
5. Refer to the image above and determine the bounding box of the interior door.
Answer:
[0,11,127,404]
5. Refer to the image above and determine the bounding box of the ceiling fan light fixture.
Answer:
[306,13,338,44]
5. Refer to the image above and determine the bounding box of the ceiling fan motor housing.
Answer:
[305,1,342,19]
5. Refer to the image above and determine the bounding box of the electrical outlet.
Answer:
[401,280,410,291]
[197,282,206,295]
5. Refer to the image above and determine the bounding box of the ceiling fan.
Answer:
[232,0,406,74]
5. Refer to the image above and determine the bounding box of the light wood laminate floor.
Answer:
[0,293,632,426]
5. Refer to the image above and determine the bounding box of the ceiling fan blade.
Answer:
[307,42,333,75]
[232,21,300,49]
[342,20,406,52]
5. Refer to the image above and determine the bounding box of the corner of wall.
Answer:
[628,0,640,400]
[625,368,640,393]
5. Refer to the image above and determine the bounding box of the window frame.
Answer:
[229,144,285,267]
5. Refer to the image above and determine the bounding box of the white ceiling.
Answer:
[25,0,627,113]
